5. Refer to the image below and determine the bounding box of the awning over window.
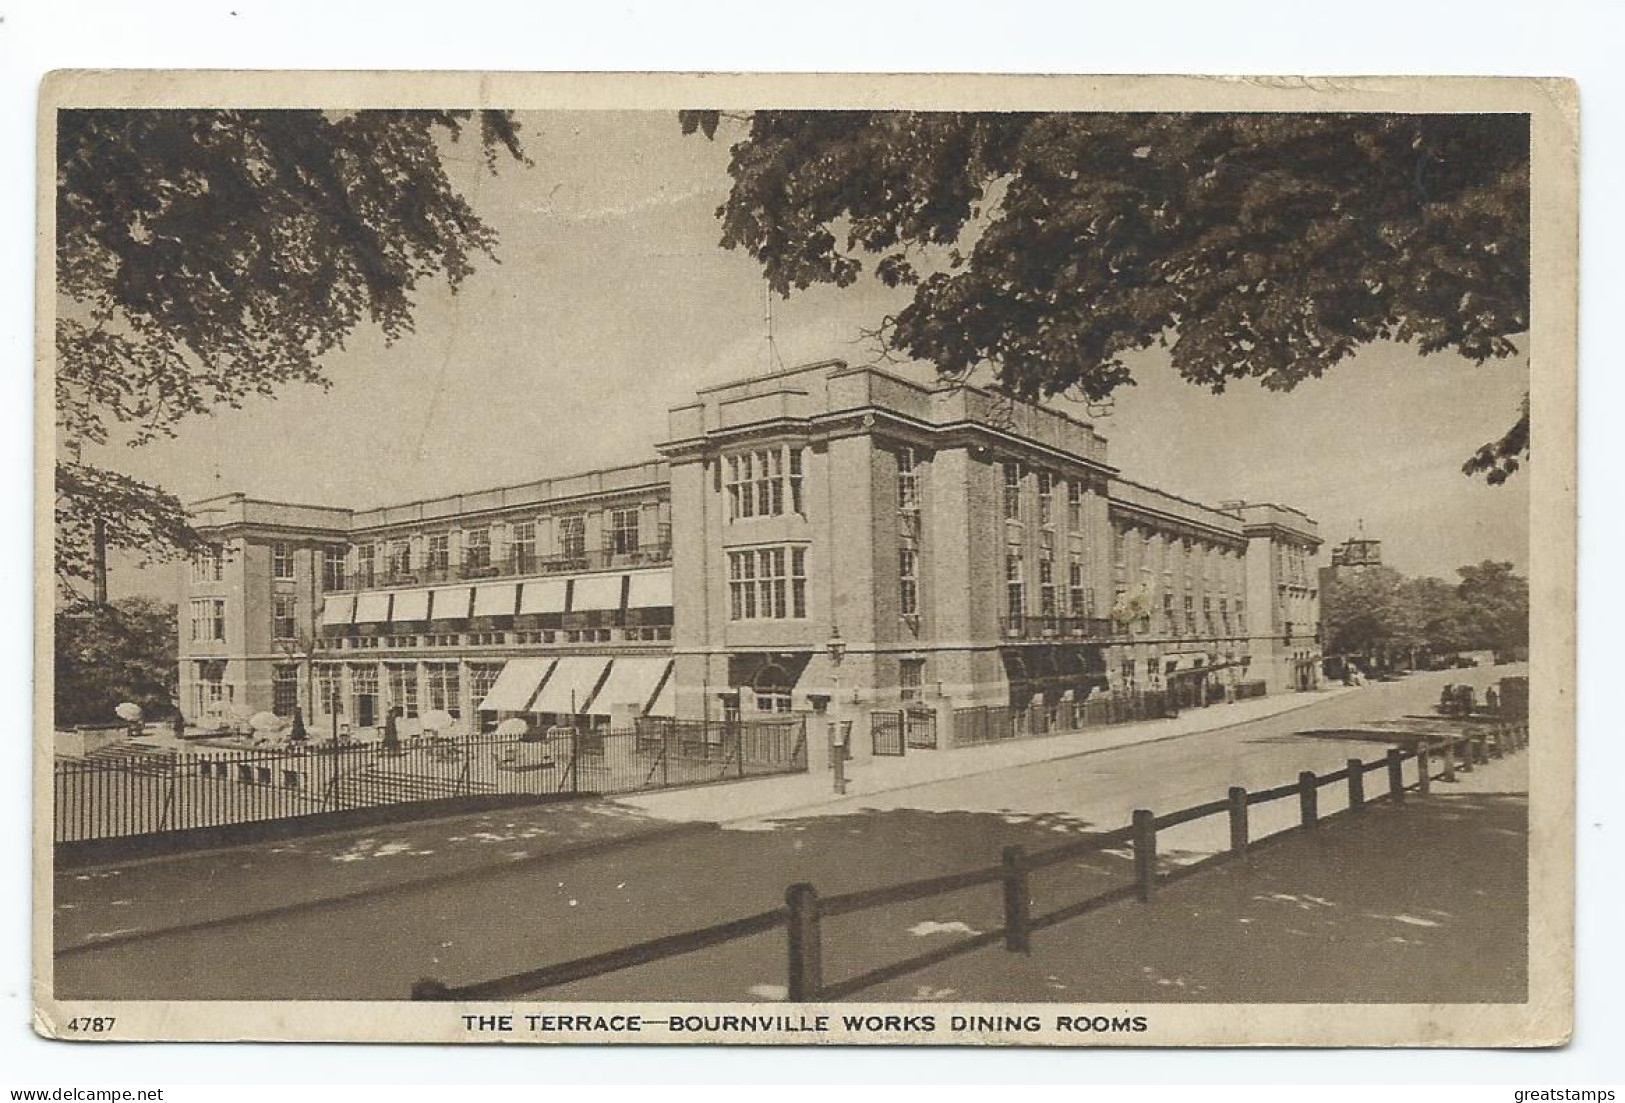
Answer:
[626,568,673,608]
[353,591,391,624]
[647,670,677,718]
[588,657,673,718]
[473,582,519,617]
[389,589,430,622]
[321,593,356,627]
[519,578,568,615]
[429,587,472,621]
[530,656,611,716]
[571,573,624,612]
[477,658,556,713]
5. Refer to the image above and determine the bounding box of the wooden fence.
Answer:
[410,719,1528,1003]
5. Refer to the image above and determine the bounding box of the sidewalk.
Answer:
[618,684,1360,825]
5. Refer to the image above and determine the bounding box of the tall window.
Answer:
[1037,471,1054,528]
[272,542,294,580]
[427,533,450,575]
[1237,600,1248,633]
[191,545,224,583]
[1038,550,1057,616]
[558,515,586,559]
[272,665,299,717]
[1163,592,1177,635]
[725,446,804,521]
[190,599,227,642]
[272,594,297,641]
[387,664,419,719]
[1005,552,1024,620]
[426,663,461,719]
[463,527,491,570]
[387,540,412,578]
[469,664,502,710]
[1067,480,1084,532]
[1069,562,1088,615]
[1220,597,1231,634]
[356,544,376,588]
[609,509,640,555]
[898,546,919,617]
[897,448,920,513]
[512,521,536,571]
[1184,594,1197,636]
[316,666,343,717]
[900,658,926,702]
[323,548,346,591]
[726,546,807,620]
[1002,462,1022,521]
[193,660,229,717]
[1113,526,1127,575]
[1203,596,1215,636]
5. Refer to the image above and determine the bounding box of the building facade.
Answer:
[177,359,1322,760]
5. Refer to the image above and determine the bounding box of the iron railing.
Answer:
[332,535,674,593]
[54,715,806,845]
[998,615,1119,641]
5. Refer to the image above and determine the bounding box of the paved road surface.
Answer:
[54,665,1524,1002]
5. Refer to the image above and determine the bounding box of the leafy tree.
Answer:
[1455,559,1530,655]
[54,596,178,727]
[55,108,530,599]
[1322,565,1410,661]
[683,110,1529,479]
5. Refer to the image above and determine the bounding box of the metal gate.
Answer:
[871,710,905,756]
[903,707,937,750]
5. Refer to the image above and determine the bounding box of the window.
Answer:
[900,658,925,702]
[512,521,536,572]
[426,663,461,719]
[193,659,230,717]
[725,446,804,521]
[899,546,919,617]
[323,548,346,591]
[387,664,419,719]
[387,540,412,579]
[1067,481,1084,532]
[272,665,299,718]
[1219,597,1230,635]
[897,449,920,513]
[463,528,491,571]
[469,663,502,709]
[610,509,639,555]
[1184,594,1197,636]
[726,546,807,620]
[1069,562,1088,616]
[350,664,378,715]
[1163,592,1176,635]
[1002,462,1022,521]
[1113,526,1127,575]
[1037,471,1054,527]
[1038,550,1057,616]
[189,599,227,643]
[357,544,376,588]
[427,533,450,575]
[272,542,294,580]
[1203,596,1214,636]
[272,594,297,641]
[1005,552,1024,620]
[558,515,586,559]
[191,545,224,583]
[316,666,343,716]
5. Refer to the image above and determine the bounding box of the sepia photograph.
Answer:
[33,71,1576,1047]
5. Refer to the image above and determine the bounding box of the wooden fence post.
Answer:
[1474,732,1488,765]
[1459,734,1474,773]
[1417,743,1432,796]
[1440,736,1457,782]
[1227,786,1249,855]
[1346,759,1365,812]
[1002,845,1031,954]
[1492,725,1506,760]
[785,883,823,1003]
[1387,748,1405,804]
[1298,771,1319,830]
[1132,809,1157,902]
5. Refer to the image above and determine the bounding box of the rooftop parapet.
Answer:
[1107,479,1247,539]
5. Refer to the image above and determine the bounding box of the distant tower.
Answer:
[1329,522,1383,572]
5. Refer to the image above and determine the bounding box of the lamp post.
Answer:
[826,626,848,795]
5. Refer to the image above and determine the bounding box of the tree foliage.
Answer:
[55,596,178,726]
[1322,559,1528,662]
[54,109,529,594]
[684,110,1530,477]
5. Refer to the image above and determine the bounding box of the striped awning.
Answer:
[587,657,673,718]
[626,568,673,608]
[519,578,568,615]
[389,589,430,622]
[530,656,611,716]
[321,593,356,628]
[353,591,391,623]
[429,587,472,621]
[477,658,556,712]
[473,582,519,618]
[571,573,624,612]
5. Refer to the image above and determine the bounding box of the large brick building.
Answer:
[178,359,1322,761]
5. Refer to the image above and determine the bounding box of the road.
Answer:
[54,665,1524,1002]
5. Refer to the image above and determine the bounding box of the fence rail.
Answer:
[54,717,806,845]
[412,718,1529,1003]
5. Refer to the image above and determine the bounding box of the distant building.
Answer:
[1328,534,1384,571]
[177,359,1322,760]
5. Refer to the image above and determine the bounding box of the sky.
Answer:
[81,110,1531,603]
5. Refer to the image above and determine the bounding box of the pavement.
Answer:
[52,665,1527,1002]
